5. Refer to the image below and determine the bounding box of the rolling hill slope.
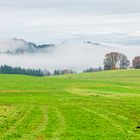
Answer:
[0,70,140,140]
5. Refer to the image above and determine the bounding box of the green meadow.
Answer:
[0,70,140,140]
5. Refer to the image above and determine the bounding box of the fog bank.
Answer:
[0,39,140,72]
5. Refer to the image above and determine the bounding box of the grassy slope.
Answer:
[0,70,140,140]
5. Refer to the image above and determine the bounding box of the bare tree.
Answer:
[119,54,130,69]
[132,56,140,69]
[104,52,129,70]
[104,52,120,70]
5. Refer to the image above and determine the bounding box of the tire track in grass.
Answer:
[25,105,48,140]
[58,105,121,138]
[110,105,140,138]
[51,106,65,140]
[81,107,127,138]
[82,106,138,139]
[97,107,134,134]
[0,105,17,136]
[1,105,35,140]
[35,105,48,140]
[0,105,26,138]
[44,105,65,140]
[16,105,43,140]
[0,105,15,126]
[0,105,14,118]
[2,105,31,140]
[100,109,138,138]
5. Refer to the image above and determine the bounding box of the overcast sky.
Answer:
[0,0,140,45]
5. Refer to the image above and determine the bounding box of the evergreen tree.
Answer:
[0,65,44,77]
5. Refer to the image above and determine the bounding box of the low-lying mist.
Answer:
[0,39,140,72]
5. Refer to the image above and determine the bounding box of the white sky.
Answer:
[0,0,140,45]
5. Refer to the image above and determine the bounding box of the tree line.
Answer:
[83,67,103,73]
[44,69,76,76]
[50,53,140,75]
[0,65,43,76]
[0,52,140,76]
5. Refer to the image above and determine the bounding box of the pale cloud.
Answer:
[0,0,140,71]
[0,0,140,45]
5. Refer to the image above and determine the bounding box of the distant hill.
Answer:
[0,38,55,54]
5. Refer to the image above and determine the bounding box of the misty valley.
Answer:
[0,0,140,139]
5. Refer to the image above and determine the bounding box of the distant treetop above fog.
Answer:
[0,38,55,54]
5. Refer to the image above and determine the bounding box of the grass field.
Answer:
[0,70,140,140]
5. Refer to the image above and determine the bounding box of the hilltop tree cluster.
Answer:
[83,67,102,73]
[53,69,76,75]
[132,56,140,69]
[104,52,130,70]
[103,52,140,70]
